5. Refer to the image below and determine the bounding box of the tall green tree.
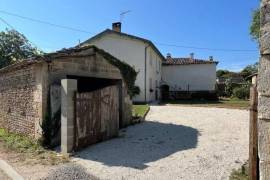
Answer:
[240,62,258,79]
[0,29,41,69]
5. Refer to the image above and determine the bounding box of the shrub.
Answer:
[233,86,250,100]
[224,79,241,97]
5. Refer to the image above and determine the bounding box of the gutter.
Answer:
[144,44,150,103]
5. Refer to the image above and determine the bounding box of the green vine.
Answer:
[41,91,61,148]
[95,47,140,97]
[42,46,140,97]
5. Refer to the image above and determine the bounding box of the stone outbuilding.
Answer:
[0,45,133,153]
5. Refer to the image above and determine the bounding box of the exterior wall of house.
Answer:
[0,63,47,138]
[162,64,216,91]
[146,47,162,102]
[86,33,162,102]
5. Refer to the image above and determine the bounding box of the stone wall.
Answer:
[258,0,270,179]
[0,63,45,138]
[0,48,133,141]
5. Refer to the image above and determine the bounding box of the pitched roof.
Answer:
[0,45,124,74]
[81,29,165,61]
[163,57,218,65]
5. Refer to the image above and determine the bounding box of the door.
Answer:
[74,85,119,150]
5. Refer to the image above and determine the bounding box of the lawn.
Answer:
[163,98,250,109]
[132,104,150,118]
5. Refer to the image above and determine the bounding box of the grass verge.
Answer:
[132,104,150,118]
[163,98,250,109]
[0,128,69,165]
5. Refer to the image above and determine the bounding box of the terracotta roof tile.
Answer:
[163,57,218,65]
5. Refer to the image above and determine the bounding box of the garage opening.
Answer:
[70,76,121,93]
[64,76,122,151]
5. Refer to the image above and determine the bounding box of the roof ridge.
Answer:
[81,29,165,61]
[164,57,218,65]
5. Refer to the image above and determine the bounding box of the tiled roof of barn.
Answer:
[163,57,218,65]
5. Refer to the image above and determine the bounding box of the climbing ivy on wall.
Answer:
[41,91,61,148]
[95,47,140,97]
[44,46,140,97]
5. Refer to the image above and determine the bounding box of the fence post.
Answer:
[249,75,258,180]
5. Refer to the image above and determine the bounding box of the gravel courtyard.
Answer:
[74,105,249,180]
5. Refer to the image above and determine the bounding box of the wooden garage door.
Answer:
[74,85,119,150]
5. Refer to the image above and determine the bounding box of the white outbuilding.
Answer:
[161,53,218,99]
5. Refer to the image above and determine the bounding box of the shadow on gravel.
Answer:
[77,121,199,170]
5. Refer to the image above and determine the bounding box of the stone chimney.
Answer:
[166,53,172,59]
[112,22,121,32]
[190,53,194,60]
[209,56,214,61]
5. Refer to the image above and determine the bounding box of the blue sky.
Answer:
[0,0,259,71]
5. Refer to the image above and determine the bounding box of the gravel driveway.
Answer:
[73,105,249,180]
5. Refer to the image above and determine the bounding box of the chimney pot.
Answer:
[190,53,194,60]
[166,53,172,59]
[112,22,121,32]
[209,56,214,61]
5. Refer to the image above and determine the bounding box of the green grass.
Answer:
[0,128,43,153]
[0,128,69,165]
[132,104,150,118]
[163,98,250,109]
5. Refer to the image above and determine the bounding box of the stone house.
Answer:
[0,45,132,152]
[81,22,165,103]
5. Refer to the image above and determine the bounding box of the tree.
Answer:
[240,62,258,79]
[0,29,41,69]
[250,8,260,41]
[217,69,230,78]
[216,69,239,78]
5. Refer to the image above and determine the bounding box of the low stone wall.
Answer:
[0,64,44,137]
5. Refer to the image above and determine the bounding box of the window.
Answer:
[149,78,152,89]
